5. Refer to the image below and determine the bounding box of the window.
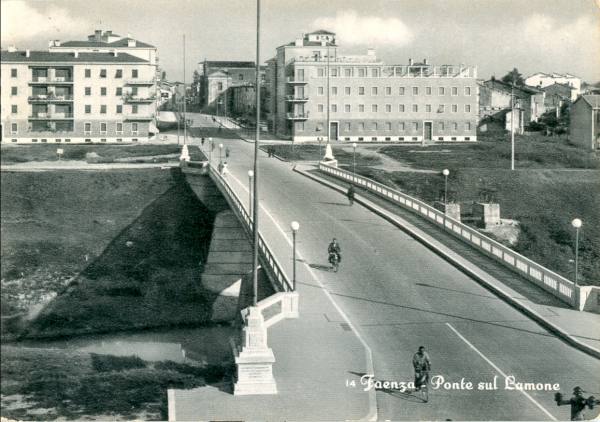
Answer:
[372,104,378,112]
[65,139,71,143]
[439,122,445,130]
[412,104,418,112]
[11,123,17,134]
[358,104,365,112]
[386,122,392,131]
[371,68,379,77]
[55,139,61,143]
[116,87,122,96]
[217,82,223,90]
[101,87,107,96]
[451,87,458,96]
[116,122,123,134]
[32,139,38,143]
[426,87,432,95]
[131,87,138,96]
[345,104,351,112]
[465,86,472,96]
[385,86,392,96]
[359,87,365,95]
[100,122,107,134]
[11,87,17,95]
[371,87,378,95]
[318,68,325,77]
[101,138,107,143]
[332,86,338,96]
[132,105,138,114]
[85,105,91,114]
[100,105,107,114]
[11,105,17,114]
[132,122,139,134]
[100,69,107,78]
[132,69,139,78]
[331,68,338,77]
[439,104,446,113]
[115,69,123,78]
[317,86,324,96]
[453,122,458,131]
[386,104,392,112]
[116,138,122,142]
[85,138,92,143]
[84,122,92,134]
[359,122,365,130]
[116,105,123,114]
[41,139,47,143]
[11,68,17,77]
[317,104,324,112]
[426,104,432,112]
[344,68,352,77]
[372,122,378,130]
[238,74,243,80]
[344,87,351,95]
[439,87,445,95]
[132,138,138,142]
[399,104,405,112]
[358,68,366,77]
[399,122,405,130]
[452,104,458,113]
[413,122,418,131]
[85,87,91,96]
[331,104,337,113]
[85,69,91,78]
[399,87,405,95]
[465,122,472,131]
[465,104,471,113]
[412,87,419,95]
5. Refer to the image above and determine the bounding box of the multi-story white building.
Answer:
[268,30,479,142]
[525,72,581,101]
[1,48,155,143]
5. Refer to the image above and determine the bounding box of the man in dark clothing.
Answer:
[347,185,355,206]
[413,346,431,391]
[328,238,341,263]
[556,387,599,421]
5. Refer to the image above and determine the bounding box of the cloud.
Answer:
[312,10,414,47]
[1,1,90,46]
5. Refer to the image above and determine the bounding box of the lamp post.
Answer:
[248,170,254,218]
[251,0,261,307]
[208,137,213,164]
[219,143,224,164]
[352,142,357,175]
[290,221,300,291]
[511,81,515,171]
[572,218,582,285]
[442,168,450,206]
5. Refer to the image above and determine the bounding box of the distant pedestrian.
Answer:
[347,185,355,206]
[225,147,231,158]
[201,137,205,146]
[218,161,224,174]
[222,162,229,176]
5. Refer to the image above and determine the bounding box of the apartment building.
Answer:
[525,72,581,101]
[1,49,155,143]
[268,30,479,142]
[199,61,256,109]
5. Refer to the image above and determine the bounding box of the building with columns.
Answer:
[267,30,479,142]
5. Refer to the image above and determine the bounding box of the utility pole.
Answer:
[183,34,187,145]
[326,44,330,144]
[511,80,515,171]
[252,0,261,305]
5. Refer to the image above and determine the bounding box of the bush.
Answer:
[91,353,147,372]
[526,121,545,131]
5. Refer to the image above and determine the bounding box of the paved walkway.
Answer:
[301,165,600,355]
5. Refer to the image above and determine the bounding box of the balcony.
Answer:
[286,77,308,84]
[124,114,153,121]
[28,94,74,102]
[285,95,309,102]
[125,79,155,86]
[286,112,309,120]
[123,95,156,103]
[29,113,73,120]
[29,77,73,84]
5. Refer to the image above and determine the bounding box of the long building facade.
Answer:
[268,30,479,142]
[1,49,155,144]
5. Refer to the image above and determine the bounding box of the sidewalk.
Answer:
[296,165,600,358]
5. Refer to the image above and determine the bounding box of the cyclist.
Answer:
[413,346,431,391]
[328,238,341,263]
[347,185,355,206]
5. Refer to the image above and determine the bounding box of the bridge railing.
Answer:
[319,162,579,308]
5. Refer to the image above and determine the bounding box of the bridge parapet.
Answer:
[318,162,595,311]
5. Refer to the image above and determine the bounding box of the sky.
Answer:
[1,0,599,83]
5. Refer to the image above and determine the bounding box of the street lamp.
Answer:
[572,218,582,285]
[208,137,213,163]
[352,143,357,176]
[219,143,224,164]
[442,169,450,206]
[248,170,254,218]
[290,221,300,291]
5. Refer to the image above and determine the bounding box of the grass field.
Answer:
[264,143,382,166]
[1,345,233,420]
[1,168,217,338]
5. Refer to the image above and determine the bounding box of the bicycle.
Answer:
[415,371,429,403]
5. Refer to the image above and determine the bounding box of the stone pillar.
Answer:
[232,307,277,395]
[179,144,190,162]
[433,201,461,221]
[473,203,500,228]
[321,143,338,167]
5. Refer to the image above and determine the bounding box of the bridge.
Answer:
[169,114,600,421]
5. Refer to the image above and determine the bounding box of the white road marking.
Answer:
[446,322,557,421]
[227,168,378,422]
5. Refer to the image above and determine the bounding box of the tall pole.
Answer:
[511,82,515,171]
[183,34,187,145]
[177,102,180,145]
[252,0,261,307]
[575,228,579,286]
[326,45,330,144]
[352,143,356,175]
[292,230,297,291]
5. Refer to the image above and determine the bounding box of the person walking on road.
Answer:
[347,185,355,206]
[225,147,231,159]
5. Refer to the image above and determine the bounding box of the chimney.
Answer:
[74,51,79,58]
[113,49,118,57]
[8,45,17,52]
[26,49,30,57]
[423,58,428,65]
[127,39,136,47]
[295,38,303,47]
[94,29,102,41]
[408,58,413,66]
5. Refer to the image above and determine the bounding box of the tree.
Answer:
[161,71,167,81]
[501,68,525,86]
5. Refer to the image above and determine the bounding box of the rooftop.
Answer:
[205,61,255,69]
[484,79,542,95]
[1,50,149,63]
[580,95,600,108]
[58,38,155,48]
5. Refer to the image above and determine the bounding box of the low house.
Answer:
[569,95,600,150]
[525,72,581,101]
[542,82,574,111]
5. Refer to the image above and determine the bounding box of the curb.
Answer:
[294,166,600,360]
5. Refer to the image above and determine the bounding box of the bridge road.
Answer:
[189,116,600,420]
